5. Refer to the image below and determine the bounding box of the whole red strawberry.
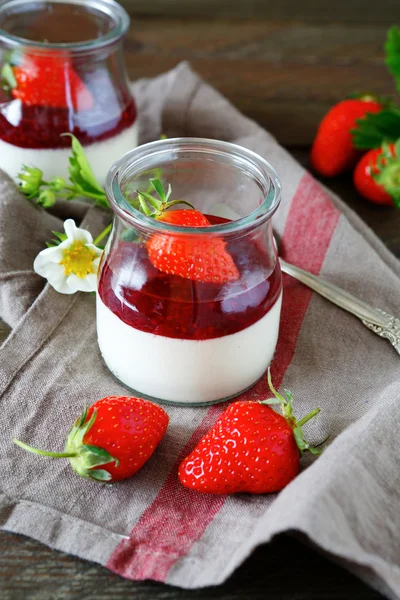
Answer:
[311,96,383,177]
[178,373,321,494]
[13,396,169,482]
[353,141,400,207]
[11,54,93,110]
[136,178,239,284]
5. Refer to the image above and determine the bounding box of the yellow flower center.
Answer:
[59,241,97,278]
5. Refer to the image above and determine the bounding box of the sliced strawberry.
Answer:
[147,209,240,284]
[157,209,211,228]
[11,54,93,110]
[311,96,383,177]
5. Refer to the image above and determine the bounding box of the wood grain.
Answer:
[124,19,394,146]
[119,0,398,25]
[0,532,385,600]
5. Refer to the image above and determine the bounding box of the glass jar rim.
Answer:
[0,0,130,52]
[105,137,282,236]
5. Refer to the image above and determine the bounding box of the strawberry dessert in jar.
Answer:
[0,0,137,184]
[98,138,283,405]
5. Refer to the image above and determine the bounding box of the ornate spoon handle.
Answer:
[279,258,400,355]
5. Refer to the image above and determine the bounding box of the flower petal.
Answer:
[74,228,94,245]
[51,277,77,294]
[64,218,94,245]
[63,219,79,241]
[34,250,63,276]
[34,245,64,263]
[92,257,101,273]
[34,261,75,294]
[67,273,97,293]
[86,243,103,257]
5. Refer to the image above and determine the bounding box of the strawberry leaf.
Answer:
[1,63,16,90]
[260,397,286,405]
[385,26,400,94]
[46,231,68,248]
[87,469,113,482]
[63,134,109,207]
[80,444,119,468]
[121,229,140,242]
[351,108,400,149]
[371,142,400,209]
[150,178,169,202]
[137,190,163,211]
[262,369,323,456]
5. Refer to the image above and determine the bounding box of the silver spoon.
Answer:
[277,250,400,356]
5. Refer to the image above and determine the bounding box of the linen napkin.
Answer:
[1,62,400,599]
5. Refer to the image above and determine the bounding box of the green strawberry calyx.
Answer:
[13,407,118,483]
[346,92,386,104]
[260,369,323,456]
[372,140,400,208]
[1,62,17,92]
[135,178,194,218]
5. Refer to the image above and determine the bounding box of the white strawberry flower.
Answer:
[33,219,103,294]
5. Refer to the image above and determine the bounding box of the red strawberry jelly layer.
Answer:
[0,76,136,149]
[98,217,282,341]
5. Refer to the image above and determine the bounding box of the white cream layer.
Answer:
[96,292,283,404]
[0,121,138,185]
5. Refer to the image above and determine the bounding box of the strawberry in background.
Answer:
[353,142,400,207]
[310,95,383,177]
[310,26,400,207]
[3,53,93,110]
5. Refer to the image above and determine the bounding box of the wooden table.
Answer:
[1,3,399,598]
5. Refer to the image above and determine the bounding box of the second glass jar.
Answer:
[0,0,137,184]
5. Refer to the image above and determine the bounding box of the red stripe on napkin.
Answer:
[106,173,340,582]
[262,172,340,392]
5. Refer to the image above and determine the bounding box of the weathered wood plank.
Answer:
[126,19,388,66]
[0,531,385,599]
[120,0,399,25]
[124,19,395,146]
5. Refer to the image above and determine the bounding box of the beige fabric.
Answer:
[0,63,400,599]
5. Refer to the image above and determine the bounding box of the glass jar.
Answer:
[0,0,137,184]
[98,138,283,406]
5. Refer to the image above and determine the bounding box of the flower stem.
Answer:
[93,223,112,246]
[13,438,77,458]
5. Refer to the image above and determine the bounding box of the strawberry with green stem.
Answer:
[14,396,169,483]
[310,94,383,177]
[179,370,322,494]
[137,179,240,284]
[353,141,400,207]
